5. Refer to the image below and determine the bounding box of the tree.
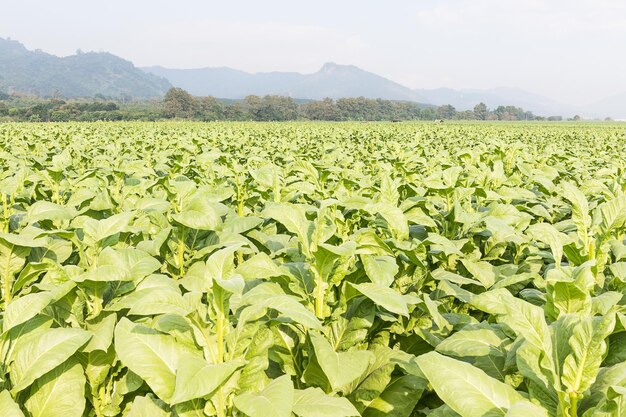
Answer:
[163,88,197,118]
[197,96,224,121]
[244,95,298,121]
[473,103,488,120]
[436,104,456,120]
[302,98,338,121]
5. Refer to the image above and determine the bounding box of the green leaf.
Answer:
[362,255,398,287]
[114,318,202,402]
[77,247,161,282]
[82,211,133,243]
[562,313,616,396]
[351,282,412,316]
[366,203,409,240]
[598,194,626,237]
[10,327,91,394]
[416,351,528,417]
[171,356,244,404]
[308,331,373,391]
[293,387,360,417]
[234,374,294,417]
[260,295,323,330]
[527,223,565,268]
[24,359,86,417]
[560,182,591,249]
[236,252,282,280]
[504,401,548,417]
[3,281,74,332]
[362,375,425,417]
[0,390,24,417]
[123,395,170,417]
[27,201,74,223]
[172,197,222,230]
[436,325,504,357]
[263,203,314,257]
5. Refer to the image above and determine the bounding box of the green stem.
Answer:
[216,309,226,417]
[314,268,324,319]
[2,193,8,233]
[177,226,186,279]
[569,393,578,417]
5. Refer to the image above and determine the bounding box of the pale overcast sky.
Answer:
[1,0,625,105]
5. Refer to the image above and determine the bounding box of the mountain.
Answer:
[143,63,426,102]
[143,64,579,116]
[0,38,171,98]
[583,93,626,120]
[413,87,574,117]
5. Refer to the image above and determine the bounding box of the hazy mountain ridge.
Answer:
[145,63,625,118]
[1,37,624,118]
[143,63,425,102]
[0,38,171,98]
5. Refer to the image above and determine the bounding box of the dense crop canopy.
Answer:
[0,121,624,416]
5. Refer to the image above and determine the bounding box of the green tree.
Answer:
[163,88,198,119]
[473,102,488,120]
[436,104,457,120]
[303,98,338,120]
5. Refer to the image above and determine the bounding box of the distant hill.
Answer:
[143,64,583,116]
[584,93,626,120]
[0,38,171,99]
[143,63,427,102]
[413,87,577,117]
[3,36,624,118]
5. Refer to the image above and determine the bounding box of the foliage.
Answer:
[0,121,624,417]
[0,90,548,122]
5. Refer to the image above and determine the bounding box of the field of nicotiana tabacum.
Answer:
[0,121,625,417]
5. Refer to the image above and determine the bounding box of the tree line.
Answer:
[0,87,567,122]
[162,88,559,121]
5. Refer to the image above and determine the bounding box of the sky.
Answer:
[1,0,625,105]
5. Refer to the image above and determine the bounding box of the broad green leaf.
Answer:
[234,374,294,417]
[114,318,202,402]
[77,247,161,282]
[351,282,412,316]
[436,326,504,357]
[263,203,314,256]
[24,359,86,417]
[171,356,244,404]
[10,327,91,394]
[504,401,548,417]
[527,223,565,268]
[0,390,24,417]
[172,196,222,230]
[416,351,528,417]
[82,211,133,243]
[124,395,169,417]
[308,331,373,391]
[260,295,323,330]
[362,375,425,417]
[3,281,74,332]
[560,182,591,249]
[362,255,398,287]
[562,313,616,395]
[293,387,360,417]
[27,201,74,223]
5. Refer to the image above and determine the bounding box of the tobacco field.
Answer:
[0,121,625,417]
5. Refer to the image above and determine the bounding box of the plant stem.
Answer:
[177,226,186,279]
[2,193,8,233]
[314,268,324,319]
[216,309,226,417]
[569,393,578,417]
